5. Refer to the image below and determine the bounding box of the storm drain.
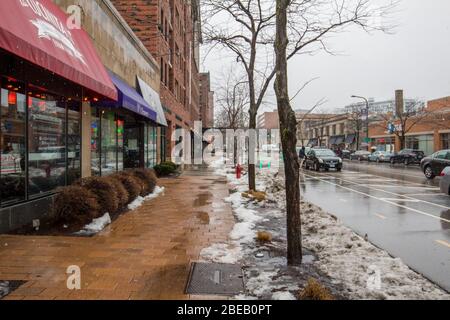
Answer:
[186,263,244,296]
[0,281,26,299]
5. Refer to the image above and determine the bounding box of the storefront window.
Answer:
[91,107,100,176]
[441,133,450,150]
[101,111,117,175]
[67,101,81,185]
[144,124,157,168]
[0,77,26,205]
[117,117,124,171]
[27,88,66,197]
[374,137,395,153]
[406,135,434,155]
[124,115,142,169]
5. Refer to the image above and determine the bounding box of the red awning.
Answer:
[0,0,117,101]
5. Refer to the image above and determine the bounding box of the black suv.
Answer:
[420,150,450,179]
[305,149,343,172]
[390,149,425,165]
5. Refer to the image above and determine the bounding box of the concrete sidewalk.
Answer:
[0,171,235,300]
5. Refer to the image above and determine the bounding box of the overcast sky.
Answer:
[202,0,450,114]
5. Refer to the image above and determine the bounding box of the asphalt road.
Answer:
[300,160,450,292]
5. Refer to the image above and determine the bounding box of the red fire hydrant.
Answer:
[236,164,242,179]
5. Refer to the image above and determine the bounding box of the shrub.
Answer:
[154,162,177,177]
[298,278,334,300]
[53,186,100,225]
[76,177,119,215]
[129,168,157,195]
[114,173,142,204]
[105,176,128,209]
[256,231,273,243]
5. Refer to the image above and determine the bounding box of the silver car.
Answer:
[368,151,393,163]
[439,167,450,195]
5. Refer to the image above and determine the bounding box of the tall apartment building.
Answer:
[199,72,215,128]
[111,0,202,160]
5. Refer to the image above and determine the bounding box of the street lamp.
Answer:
[351,95,370,151]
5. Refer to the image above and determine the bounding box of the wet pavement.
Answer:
[300,161,450,292]
[0,169,235,300]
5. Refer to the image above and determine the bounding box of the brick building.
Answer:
[368,96,450,155]
[257,110,279,130]
[111,0,202,160]
[199,72,215,128]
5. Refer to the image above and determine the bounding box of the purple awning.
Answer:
[100,71,157,121]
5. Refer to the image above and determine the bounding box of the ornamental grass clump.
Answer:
[53,186,100,225]
[104,176,129,209]
[115,172,142,204]
[298,278,334,301]
[75,177,119,215]
[129,168,157,195]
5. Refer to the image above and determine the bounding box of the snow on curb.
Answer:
[75,213,112,235]
[205,157,450,300]
[128,186,165,210]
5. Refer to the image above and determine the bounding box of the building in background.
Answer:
[339,97,425,116]
[257,110,279,130]
[0,0,166,232]
[111,0,203,161]
[199,72,215,128]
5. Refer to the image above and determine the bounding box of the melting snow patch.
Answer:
[272,291,296,300]
[128,186,165,210]
[75,213,111,235]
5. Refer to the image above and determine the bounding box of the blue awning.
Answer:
[101,71,157,121]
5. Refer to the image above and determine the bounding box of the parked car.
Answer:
[439,166,450,194]
[305,149,343,172]
[349,150,371,161]
[420,149,450,180]
[368,151,393,163]
[390,149,425,165]
[341,150,352,160]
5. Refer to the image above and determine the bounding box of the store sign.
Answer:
[19,0,86,65]
[1,154,22,174]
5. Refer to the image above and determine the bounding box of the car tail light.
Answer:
[440,171,446,177]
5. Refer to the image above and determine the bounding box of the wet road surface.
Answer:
[300,161,450,292]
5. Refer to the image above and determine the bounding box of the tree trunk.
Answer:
[274,0,303,265]
[248,108,257,191]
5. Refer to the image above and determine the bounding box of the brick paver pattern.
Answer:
[0,173,235,300]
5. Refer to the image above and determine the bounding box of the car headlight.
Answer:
[319,158,324,164]
[339,158,343,163]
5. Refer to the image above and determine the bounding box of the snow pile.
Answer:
[128,186,165,210]
[75,213,112,235]
[205,158,450,300]
[264,172,450,300]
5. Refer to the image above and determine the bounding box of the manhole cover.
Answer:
[0,281,26,299]
[186,263,244,296]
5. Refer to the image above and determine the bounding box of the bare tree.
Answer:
[206,0,397,265]
[203,0,397,192]
[214,70,250,130]
[373,100,436,150]
[346,104,367,150]
[273,0,397,265]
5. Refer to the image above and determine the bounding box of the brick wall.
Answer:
[111,0,202,159]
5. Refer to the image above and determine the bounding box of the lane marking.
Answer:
[380,198,421,203]
[375,213,387,220]
[318,172,450,211]
[303,173,450,224]
[435,240,450,249]
[367,185,440,190]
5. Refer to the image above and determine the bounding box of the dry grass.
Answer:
[242,190,267,202]
[298,278,334,301]
[256,231,273,243]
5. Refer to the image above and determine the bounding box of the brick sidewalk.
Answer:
[0,172,235,300]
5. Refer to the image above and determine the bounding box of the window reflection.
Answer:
[101,111,117,175]
[0,77,26,205]
[27,87,66,197]
[91,107,100,176]
[67,101,81,184]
